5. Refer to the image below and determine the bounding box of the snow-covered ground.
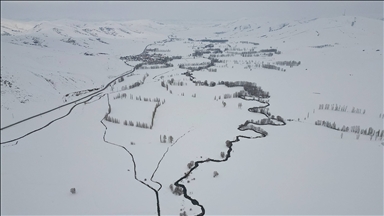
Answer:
[1,16,383,215]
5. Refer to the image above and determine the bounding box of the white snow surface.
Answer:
[1,16,383,215]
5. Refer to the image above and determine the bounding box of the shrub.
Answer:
[187,161,194,169]
[226,140,232,148]
[220,151,225,158]
[224,94,231,99]
[276,115,285,123]
[213,171,219,178]
[70,188,76,194]
[173,186,183,196]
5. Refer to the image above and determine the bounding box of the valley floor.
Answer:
[1,16,383,215]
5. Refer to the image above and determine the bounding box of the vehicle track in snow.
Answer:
[2,38,286,215]
[0,39,184,214]
[100,93,162,216]
[150,127,195,191]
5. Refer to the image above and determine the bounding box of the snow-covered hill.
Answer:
[1,18,172,123]
[1,16,383,215]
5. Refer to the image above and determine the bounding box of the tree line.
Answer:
[217,81,270,98]
[246,115,285,125]
[315,120,384,139]
[114,93,165,104]
[318,104,365,114]
[238,123,268,136]
[138,63,173,70]
[104,99,162,130]
[275,61,301,67]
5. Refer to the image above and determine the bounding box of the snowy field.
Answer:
[1,16,383,215]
